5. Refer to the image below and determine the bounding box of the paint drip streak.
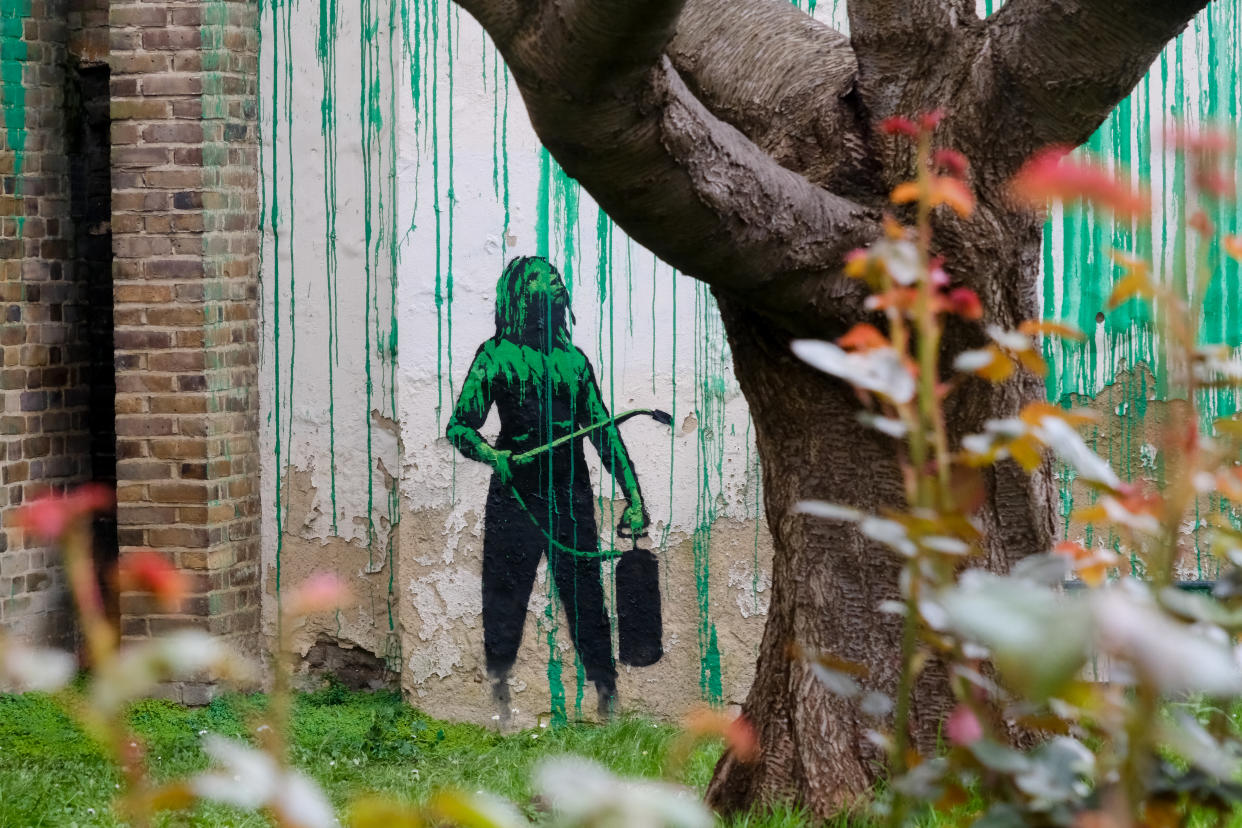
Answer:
[268,0,285,592]
[317,0,341,533]
[360,0,378,565]
[1,0,31,235]
[283,0,297,566]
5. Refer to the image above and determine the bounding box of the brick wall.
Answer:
[2,0,262,680]
[0,0,101,646]
[109,0,262,698]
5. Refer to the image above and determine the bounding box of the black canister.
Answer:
[615,544,663,667]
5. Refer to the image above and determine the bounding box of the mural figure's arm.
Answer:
[580,357,648,536]
[446,344,514,485]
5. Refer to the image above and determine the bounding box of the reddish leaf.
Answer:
[16,483,115,542]
[118,549,187,611]
[1010,147,1149,218]
[838,323,889,351]
[284,573,355,617]
[933,148,969,178]
[946,704,983,746]
[945,287,984,320]
[880,116,919,138]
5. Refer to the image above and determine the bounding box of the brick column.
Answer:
[0,0,96,646]
[109,0,261,685]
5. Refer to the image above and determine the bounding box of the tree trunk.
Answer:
[706,280,1055,816]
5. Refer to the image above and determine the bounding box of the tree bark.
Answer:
[704,249,1055,816]
[451,0,1215,815]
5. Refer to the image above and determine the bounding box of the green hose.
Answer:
[511,408,673,462]
[506,408,672,558]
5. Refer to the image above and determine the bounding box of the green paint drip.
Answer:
[745,418,762,615]
[267,0,285,592]
[554,166,580,294]
[544,593,567,728]
[381,0,402,655]
[650,255,658,391]
[692,282,725,703]
[317,0,341,533]
[446,0,457,428]
[501,66,511,250]
[360,0,380,566]
[536,148,552,257]
[430,0,444,424]
[664,265,677,563]
[1,0,31,236]
[595,208,610,308]
[283,0,298,566]
[491,46,499,200]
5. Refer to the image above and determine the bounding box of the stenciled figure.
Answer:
[446,255,649,720]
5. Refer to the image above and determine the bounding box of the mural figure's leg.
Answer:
[481,487,544,725]
[549,549,617,718]
[491,675,511,723]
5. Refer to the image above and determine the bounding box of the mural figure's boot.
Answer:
[491,674,512,728]
[595,679,617,720]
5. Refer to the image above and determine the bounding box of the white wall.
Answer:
[258,0,1242,721]
[259,0,774,723]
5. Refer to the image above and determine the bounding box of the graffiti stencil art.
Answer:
[447,256,670,720]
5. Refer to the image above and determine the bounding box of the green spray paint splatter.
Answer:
[1042,2,1242,553]
[261,0,406,648]
[253,0,1239,715]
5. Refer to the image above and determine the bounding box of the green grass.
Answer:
[0,685,811,827]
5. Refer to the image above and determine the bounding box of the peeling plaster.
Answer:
[727,559,771,620]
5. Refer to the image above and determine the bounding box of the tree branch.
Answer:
[529,58,880,329]
[847,0,979,118]
[452,0,523,46]
[668,0,878,195]
[493,0,687,98]
[459,0,882,332]
[556,0,687,92]
[969,0,1212,178]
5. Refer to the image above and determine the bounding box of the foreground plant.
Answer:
[793,119,1242,826]
[0,488,345,826]
[0,485,752,826]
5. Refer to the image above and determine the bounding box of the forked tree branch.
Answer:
[970,0,1213,178]
[847,0,980,118]
[669,0,876,194]
[458,0,882,331]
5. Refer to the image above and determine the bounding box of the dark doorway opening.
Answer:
[67,61,118,624]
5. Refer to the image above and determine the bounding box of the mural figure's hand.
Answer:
[480,445,514,486]
[619,498,649,538]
